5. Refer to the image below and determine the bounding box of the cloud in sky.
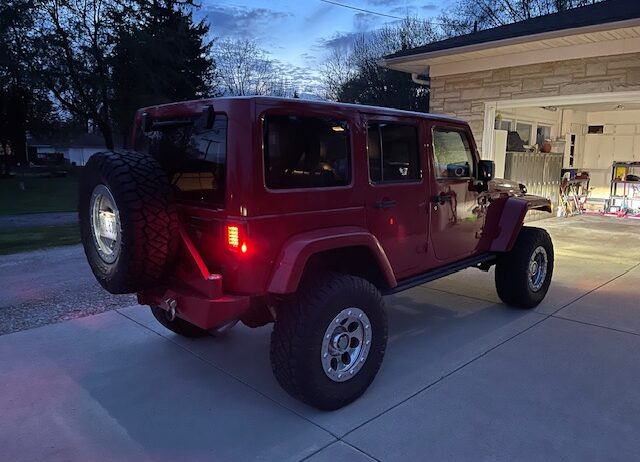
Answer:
[201,5,290,41]
[198,0,449,95]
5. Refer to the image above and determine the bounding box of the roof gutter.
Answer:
[381,17,640,68]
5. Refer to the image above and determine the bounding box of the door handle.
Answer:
[431,193,452,205]
[373,198,397,210]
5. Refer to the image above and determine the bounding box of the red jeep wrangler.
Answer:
[79,97,553,410]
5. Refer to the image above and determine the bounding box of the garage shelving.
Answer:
[607,161,640,217]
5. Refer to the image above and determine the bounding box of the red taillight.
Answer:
[226,224,248,254]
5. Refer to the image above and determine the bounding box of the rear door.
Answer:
[427,123,484,262]
[364,117,429,278]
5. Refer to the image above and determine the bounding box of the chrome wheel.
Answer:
[321,307,372,382]
[90,184,121,264]
[528,246,548,292]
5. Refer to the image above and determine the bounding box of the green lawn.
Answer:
[0,224,81,255]
[0,174,78,215]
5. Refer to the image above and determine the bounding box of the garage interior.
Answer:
[490,94,640,218]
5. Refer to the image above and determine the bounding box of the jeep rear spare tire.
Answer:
[79,150,179,294]
[270,273,388,410]
[495,226,554,308]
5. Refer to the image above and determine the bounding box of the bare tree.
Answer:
[214,39,278,96]
[319,17,438,109]
[29,0,120,148]
[320,47,355,101]
[441,0,603,31]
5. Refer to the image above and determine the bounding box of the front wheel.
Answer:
[270,273,388,410]
[495,227,554,308]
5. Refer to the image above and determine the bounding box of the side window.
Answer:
[264,115,351,189]
[367,123,420,183]
[432,128,474,179]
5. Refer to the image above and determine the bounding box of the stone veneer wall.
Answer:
[429,52,640,156]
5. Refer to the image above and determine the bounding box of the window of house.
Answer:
[588,125,604,134]
[494,118,512,131]
[516,122,533,145]
[263,115,351,189]
[367,123,420,183]
[432,128,474,178]
[536,124,552,146]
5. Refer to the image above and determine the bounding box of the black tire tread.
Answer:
[495,226,554,309]
[79,150,178,294]
[270,273,387,410]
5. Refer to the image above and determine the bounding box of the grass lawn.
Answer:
[0,174,78,215]
[0,224,81,255]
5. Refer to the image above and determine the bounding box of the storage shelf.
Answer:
[609,162,640,213]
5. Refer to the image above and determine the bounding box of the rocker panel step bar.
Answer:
[383,253,497,295]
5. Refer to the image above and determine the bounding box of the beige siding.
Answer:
[429,52,640,155]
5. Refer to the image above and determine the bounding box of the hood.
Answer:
[488,178,526,195]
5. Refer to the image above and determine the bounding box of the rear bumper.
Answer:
[138,278,251,330]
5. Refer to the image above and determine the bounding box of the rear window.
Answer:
[263,115,351,189]
[135,115,227,206]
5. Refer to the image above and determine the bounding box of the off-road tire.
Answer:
[495,226,554,308]
[79,150,179,294]
[150,306,208,338]
[270,273,388,410]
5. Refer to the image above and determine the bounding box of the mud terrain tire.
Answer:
[495,226,554,308]
[79,150,178,294]
[270,273,388,410]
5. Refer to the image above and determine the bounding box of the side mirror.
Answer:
[478,160,494,182]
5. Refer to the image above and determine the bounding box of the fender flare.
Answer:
[267,226,397,294]
[490,196,552,252]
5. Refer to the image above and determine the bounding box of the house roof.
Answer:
[384,0,640,61]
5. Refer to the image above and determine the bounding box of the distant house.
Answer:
[27,132,109,166]
[379,0,640,202]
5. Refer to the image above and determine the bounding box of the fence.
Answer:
[504,151,562,221]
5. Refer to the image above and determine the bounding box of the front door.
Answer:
[364,118,429,278]
[428,123,484,262]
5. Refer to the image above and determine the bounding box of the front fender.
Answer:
[489,195,552,252]
[267,226,397,294]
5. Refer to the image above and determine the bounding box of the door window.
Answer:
[367,123,420,183]
[432,128,474,178]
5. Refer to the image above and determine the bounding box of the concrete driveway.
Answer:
[2,215,640,461]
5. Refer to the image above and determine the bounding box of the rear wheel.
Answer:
[495,227,554,308]
[270,273,387,410]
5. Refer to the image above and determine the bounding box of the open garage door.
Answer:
[484,91,640,219]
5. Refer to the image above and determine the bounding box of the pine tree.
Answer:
[111,0,214,143]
